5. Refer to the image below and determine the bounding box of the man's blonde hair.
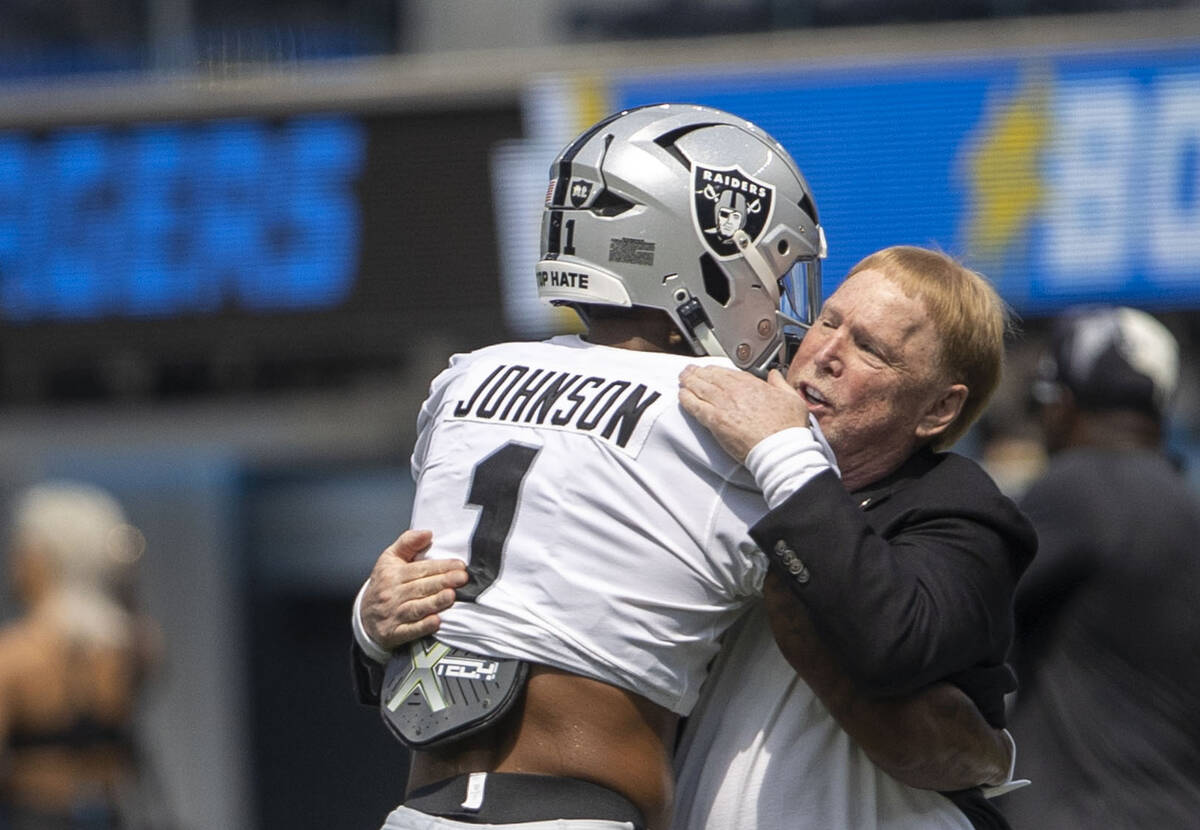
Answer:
[847,246,1012,449]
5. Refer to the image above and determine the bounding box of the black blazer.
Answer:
[754,446,1038,726]
[753,447,1038,830]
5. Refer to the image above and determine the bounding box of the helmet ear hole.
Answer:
[699,254,731,305]
[590,189,636,217]
[777,240,790,256]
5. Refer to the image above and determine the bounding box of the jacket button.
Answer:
[773,540,810,583]
[789,560,811,583]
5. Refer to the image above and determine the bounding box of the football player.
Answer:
[356,103,826,830]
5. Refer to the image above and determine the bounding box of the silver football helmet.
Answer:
[536,103,826,375]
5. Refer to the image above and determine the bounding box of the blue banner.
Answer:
[0,116,364,321]
[611,43,1200,314]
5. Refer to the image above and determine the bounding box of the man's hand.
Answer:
[361,529,467,650]
[679,366,811,462]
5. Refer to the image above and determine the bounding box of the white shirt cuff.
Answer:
[981,729,1032,798]
[352,579,393,664]
[743,420,839,509]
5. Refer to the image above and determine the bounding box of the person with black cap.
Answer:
[1000,305,1200,828]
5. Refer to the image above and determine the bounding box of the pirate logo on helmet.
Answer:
[693,164,775,259]
[569,179,594,207]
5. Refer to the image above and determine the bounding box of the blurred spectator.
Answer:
[977,421,1045,501]
[1001,306,1200,827]
[0,482,163,829]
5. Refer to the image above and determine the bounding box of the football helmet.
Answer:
[536,103,826,375]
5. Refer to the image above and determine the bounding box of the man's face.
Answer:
[785,269,948,466]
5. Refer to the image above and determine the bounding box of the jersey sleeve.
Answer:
[706,476,771,598]
[650,399,771,603]
[410,352,471,479]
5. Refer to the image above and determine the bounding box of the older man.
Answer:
[358,245,1035,829]
[672,245,1036,829]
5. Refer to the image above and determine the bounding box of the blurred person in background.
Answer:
[0,482,162,830]
[972,341,1051,503]
[1001,306,1200,828]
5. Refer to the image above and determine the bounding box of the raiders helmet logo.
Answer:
[693,165,774,259]
[569,179,594,207]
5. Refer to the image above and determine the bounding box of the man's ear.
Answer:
[916,383,968,441]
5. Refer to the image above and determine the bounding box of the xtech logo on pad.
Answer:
[693,165,774,259]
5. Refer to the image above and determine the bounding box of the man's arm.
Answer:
[678,362,1029,790]
[358,530,467,651]
[352,530,1015,793]
[754,468,1022,697]
[350,530,467,704]
[763,573,1012,791]
[679,364,1034,707]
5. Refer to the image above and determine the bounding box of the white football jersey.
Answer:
[671,605,974,830]
[409,335,769,715]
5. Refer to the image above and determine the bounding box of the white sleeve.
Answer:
[743,418,839,510]
[706,478,771,598]
[351,579,393,664]
[410,353,467,479]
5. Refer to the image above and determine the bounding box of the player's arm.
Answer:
[763,573,1014,791]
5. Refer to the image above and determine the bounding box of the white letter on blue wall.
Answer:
[1148,74,1200,280]
[1041,80,1136,286]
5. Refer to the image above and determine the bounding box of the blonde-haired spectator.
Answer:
[0,481,161,828]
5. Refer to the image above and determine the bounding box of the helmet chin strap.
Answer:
[734,228,791,374]
[733,229,782,305]
[692,321,728,360]
[673,289,729,360]
[674,231,783,368]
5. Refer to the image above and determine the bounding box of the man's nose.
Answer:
[813,333,843,375]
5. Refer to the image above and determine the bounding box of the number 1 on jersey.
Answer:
[460,442,541,601]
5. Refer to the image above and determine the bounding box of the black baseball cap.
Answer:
[1033,306,1179,419]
